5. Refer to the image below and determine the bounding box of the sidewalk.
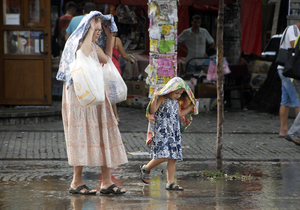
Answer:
[1,102,300,161]
[1,102,300,210]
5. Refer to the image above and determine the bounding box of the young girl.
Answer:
[141,77,197,190]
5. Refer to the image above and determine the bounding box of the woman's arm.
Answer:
[103,23,113,59]
[116,37,135,63]
[80,19,95,57]
[96,23,114,64]
[97,46,108,64]
[150,90,164,114]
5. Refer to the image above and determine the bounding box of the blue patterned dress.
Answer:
[151,97,182,160]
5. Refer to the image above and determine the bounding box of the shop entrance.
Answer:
[0,0,51,105]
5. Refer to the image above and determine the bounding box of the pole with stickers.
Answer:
[145,0,178,98]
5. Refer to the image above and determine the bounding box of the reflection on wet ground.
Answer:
[1,160,300,210]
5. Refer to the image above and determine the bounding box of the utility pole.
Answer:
[271,0,281,36]
[216,0,225,171]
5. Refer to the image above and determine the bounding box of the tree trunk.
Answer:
[216,0,224,171]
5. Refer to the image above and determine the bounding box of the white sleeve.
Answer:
[178,30,186,44]
[284,26,298,48]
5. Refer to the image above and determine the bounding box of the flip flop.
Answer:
[69,184,97,195]
[100,184,126,195]
[166,182,184,191]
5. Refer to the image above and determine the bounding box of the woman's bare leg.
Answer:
[71,166,97,193]
[100,166,125,192]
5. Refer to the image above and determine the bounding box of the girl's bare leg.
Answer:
[100,166,126,192]
[166,159,176,184]
[71,166,97,193]
[142,158,167,183]
[166,159,183,189]
[145,158,167,170]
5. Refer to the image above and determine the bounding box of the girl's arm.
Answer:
[150,90,164,114]
[116,37,136,63]
[178,103,195,118]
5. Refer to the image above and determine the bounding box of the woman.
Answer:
[111,34,136,122]
[56,12,128,195]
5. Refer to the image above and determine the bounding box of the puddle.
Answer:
[0,160,300,209]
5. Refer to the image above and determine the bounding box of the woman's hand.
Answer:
[129,57,136,64]
[102,21,113,38]
[90,18,96,32]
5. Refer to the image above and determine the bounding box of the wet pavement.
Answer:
[1,160,300,209]
[1,103,300,209]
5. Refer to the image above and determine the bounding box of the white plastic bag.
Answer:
[69,49,105,106]
[102,56,127,104]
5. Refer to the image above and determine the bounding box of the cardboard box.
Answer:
[196,83,217,98]
[250,73,267,88]
[131,95,150,108]
[198,98,217,112]
[184,78,197,95]
[247,60,271,74]
[125,81,133,95]
[125,81,147,96]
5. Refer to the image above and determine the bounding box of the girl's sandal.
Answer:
[166,182,184,191]
[140,164,150,184]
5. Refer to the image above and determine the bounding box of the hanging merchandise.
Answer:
[110,5,117,16]
[116,5,138,24]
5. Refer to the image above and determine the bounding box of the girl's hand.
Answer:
[153,90,160,99]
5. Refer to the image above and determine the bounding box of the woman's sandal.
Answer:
[140,165,150,184]
[100,184,126,195]
[69,184,97,195]
[166,182,184,191]
[292,138,300,146]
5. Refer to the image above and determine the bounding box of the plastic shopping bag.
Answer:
[207,58,231,81]
[69,49,105,106]
[102,56,127,104]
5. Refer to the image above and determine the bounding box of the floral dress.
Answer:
[151,97,182,161]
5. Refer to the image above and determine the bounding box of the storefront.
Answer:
[1,0,264,105]
[0,0,52,105]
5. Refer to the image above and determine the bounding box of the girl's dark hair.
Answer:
[179,91,188,101]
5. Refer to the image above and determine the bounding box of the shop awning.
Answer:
[94,0,237,6]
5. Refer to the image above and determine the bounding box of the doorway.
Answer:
[0,0,52,105]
